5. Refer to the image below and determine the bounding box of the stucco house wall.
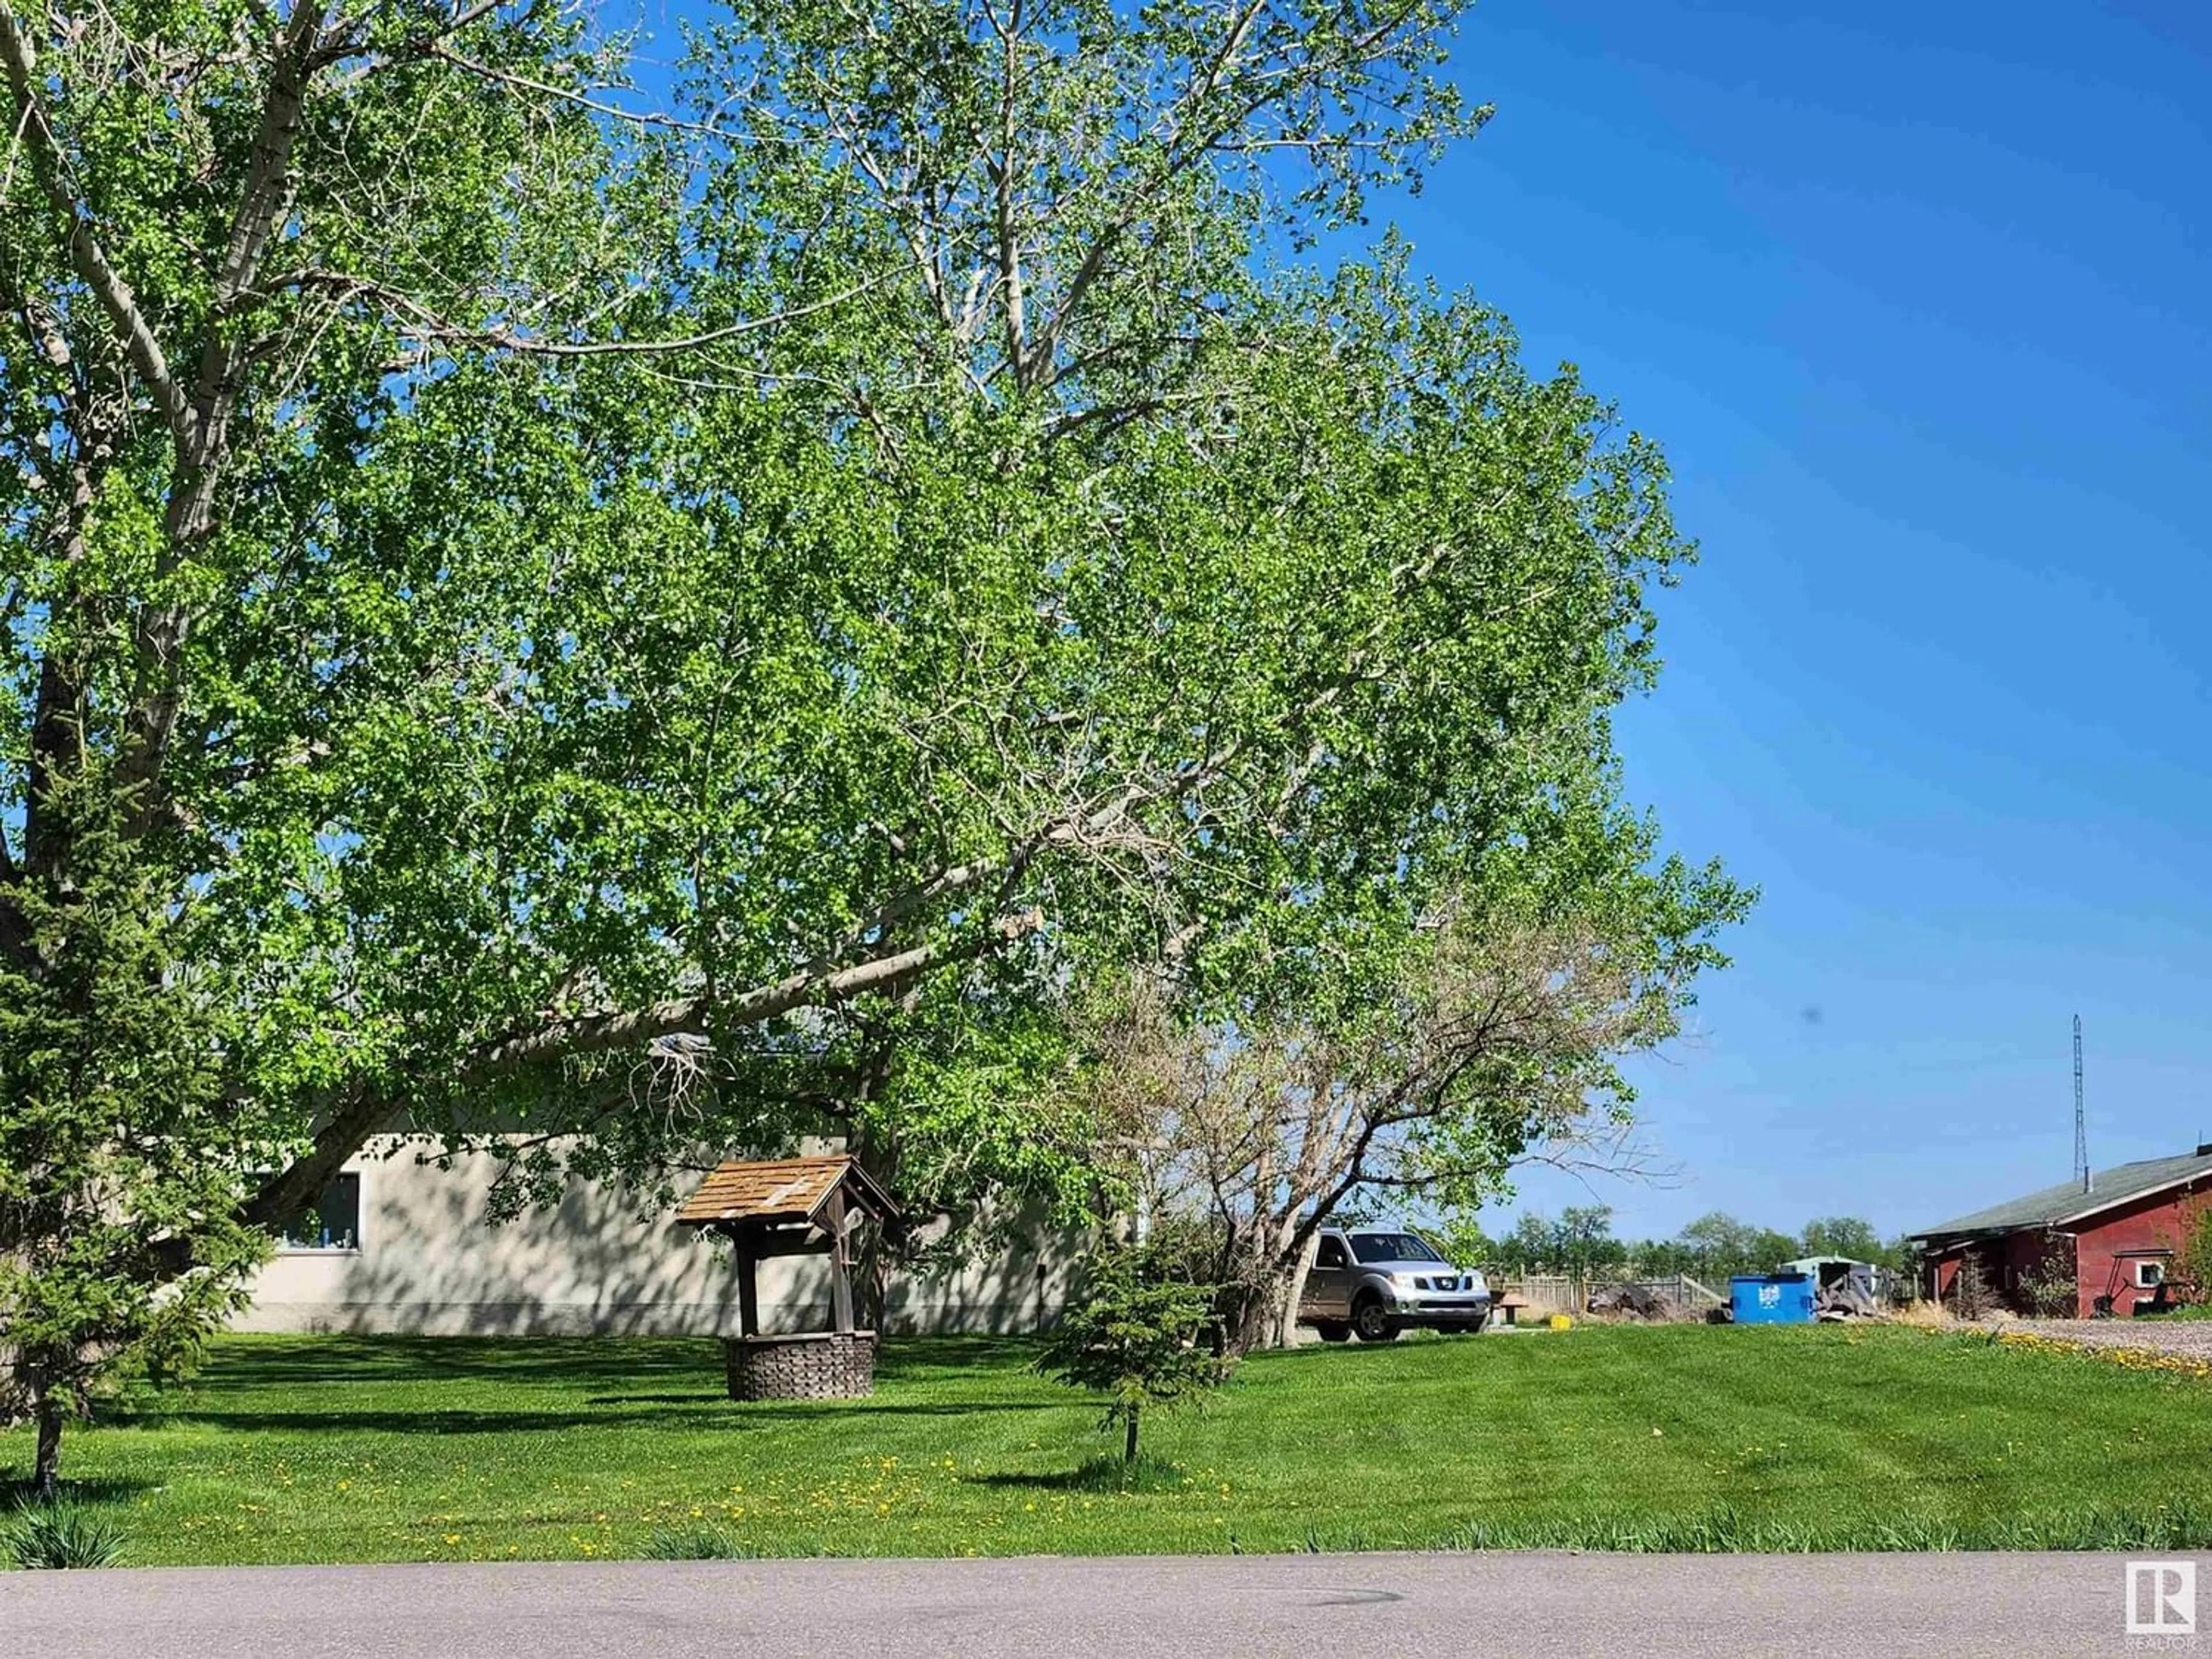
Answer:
[234,1140,1077,1337]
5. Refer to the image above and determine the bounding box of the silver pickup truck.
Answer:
[1298,1225,1492,1343]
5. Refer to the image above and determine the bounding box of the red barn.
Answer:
[1909,1147,2212,1318]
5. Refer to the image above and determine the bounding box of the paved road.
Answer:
[1,1551,2194,1657]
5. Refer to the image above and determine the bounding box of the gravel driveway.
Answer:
[2002,1317,2212,1357]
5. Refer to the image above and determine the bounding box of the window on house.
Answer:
[270,1173,362,1252]
[2137,1259,2166,1289]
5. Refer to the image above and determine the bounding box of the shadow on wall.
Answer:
[237,1142,1082,1339]
[885,1247,1068,1336]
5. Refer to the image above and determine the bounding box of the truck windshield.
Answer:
[1351,1232,1444,1264]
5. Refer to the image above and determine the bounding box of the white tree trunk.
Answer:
[1270,1249,1315,1349]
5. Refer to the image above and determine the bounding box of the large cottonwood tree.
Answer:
[0,0,1506,1466]
[1,0,1741,1479]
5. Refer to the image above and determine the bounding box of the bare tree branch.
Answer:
[428,43,732,137]
[278,266,885,358]
[463,908,1042,1075]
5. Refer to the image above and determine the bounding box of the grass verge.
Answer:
[4,1324,2209,1565]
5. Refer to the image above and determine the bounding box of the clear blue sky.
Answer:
[1401,1,2212,1241]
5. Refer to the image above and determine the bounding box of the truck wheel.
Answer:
[1316,1321,1351,1343]
[1351,1296,1398,1343]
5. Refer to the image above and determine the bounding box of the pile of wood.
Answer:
[1585,1283,1681,1321]
[1815,1276,1879,1319]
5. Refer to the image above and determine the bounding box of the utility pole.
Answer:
[2073,1014,2089,1192]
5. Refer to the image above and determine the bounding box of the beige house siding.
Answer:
[234,1141,1076,1337]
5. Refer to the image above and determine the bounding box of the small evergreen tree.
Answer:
[1036,1245,1222,1463]
[1,790,268,1497]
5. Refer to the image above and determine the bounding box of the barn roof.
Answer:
[1910,1149,2212,1240]
[674,1156,897,1229]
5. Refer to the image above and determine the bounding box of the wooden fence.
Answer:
[1499,1272,1726,1315]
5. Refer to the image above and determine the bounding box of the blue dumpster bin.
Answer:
[1730,1272,1816,1324]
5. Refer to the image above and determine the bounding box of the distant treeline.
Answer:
[1439,1206,1910,1283]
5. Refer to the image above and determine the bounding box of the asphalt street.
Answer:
[2,1550,2196,1658]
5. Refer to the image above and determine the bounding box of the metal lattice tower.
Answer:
[2073,1014,2088,1191]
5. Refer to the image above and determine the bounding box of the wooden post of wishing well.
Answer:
[737,1243,760,1339]
[826,1188,855,1335]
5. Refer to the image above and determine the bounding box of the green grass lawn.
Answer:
[10,1324,2212,1565]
